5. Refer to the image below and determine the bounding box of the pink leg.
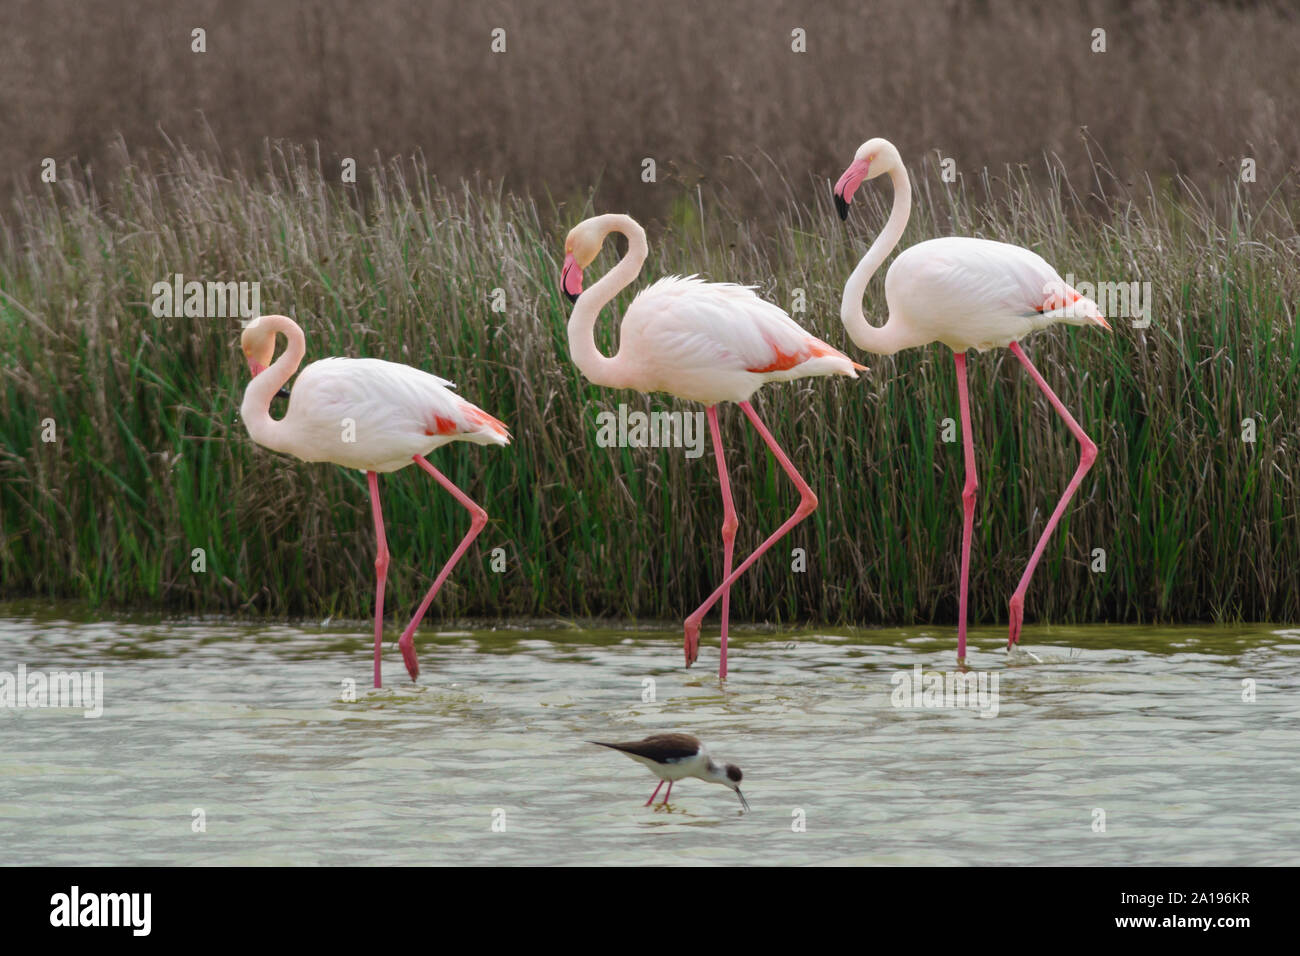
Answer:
[645,780,664,806]
[367,471,389,689]
[1006,342,1098,647]
[397,455,489,680]
[954,353,977,665]
[662,780,673,805]
[683,401,818,657]
[686,406,739,677]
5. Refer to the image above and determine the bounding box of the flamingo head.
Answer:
[1040,280,1113,331]
[561,218,604,303]
[833,138,902,220]
[1071,296,1112,330]
[1067,294,1113,331]
[240,317,291,397]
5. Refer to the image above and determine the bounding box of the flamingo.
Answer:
[239,314,509,688]
[831,138,1110,664]
[560,214,864,678]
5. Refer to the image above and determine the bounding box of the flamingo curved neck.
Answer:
[240,315,306,454]
[568,214,647,388]
[841,165,914,355]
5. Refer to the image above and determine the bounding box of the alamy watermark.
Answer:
[595,404,705,459]
[1047,274,1152,328]
[890,664,998,717]
[0,664,103,717]
[151,273,260,319]
[50,886,150,936]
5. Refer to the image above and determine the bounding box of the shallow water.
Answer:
[1,605,1297,865]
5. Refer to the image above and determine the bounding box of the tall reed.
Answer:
[5,0,1299,216]
[1,142,1296,626]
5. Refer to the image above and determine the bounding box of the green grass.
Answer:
[1,142,1297,628]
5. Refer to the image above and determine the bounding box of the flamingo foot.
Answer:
[683,616,702,667]
[1007,595,1024,649]
[399,633,420,681]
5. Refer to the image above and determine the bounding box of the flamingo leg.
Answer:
[683,400,818,660]
[662,780,673,805]
[954,352,977,666]
[645,780,664,806]
[396,454,489,681]
[367,471,389,689]
[686,406,739,677]
[1005,341,1098,648]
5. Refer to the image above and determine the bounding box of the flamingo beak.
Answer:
[561,253,583,303]
[832,158,872,221]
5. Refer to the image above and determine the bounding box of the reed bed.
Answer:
[5,0,1299,214]
[0,142,1297,628]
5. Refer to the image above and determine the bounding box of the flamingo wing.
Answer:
[288,358,509,457]
[627,276,853,374]
[890,238,1055,313]
[887,237,1106,349]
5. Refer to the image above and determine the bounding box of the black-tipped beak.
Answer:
[561,257,582,304]
[276,386,291,399]
[736,789,750,812]
[834,192,850,221]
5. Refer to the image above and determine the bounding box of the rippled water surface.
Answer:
[1,605,1297,865]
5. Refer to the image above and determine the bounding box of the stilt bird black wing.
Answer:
[588,733,702,763]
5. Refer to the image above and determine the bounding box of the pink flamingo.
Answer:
[832,138,1110,664]
[239,314,509,687]
[560,214,864,678]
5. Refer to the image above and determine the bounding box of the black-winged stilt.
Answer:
[590,733,749,811]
